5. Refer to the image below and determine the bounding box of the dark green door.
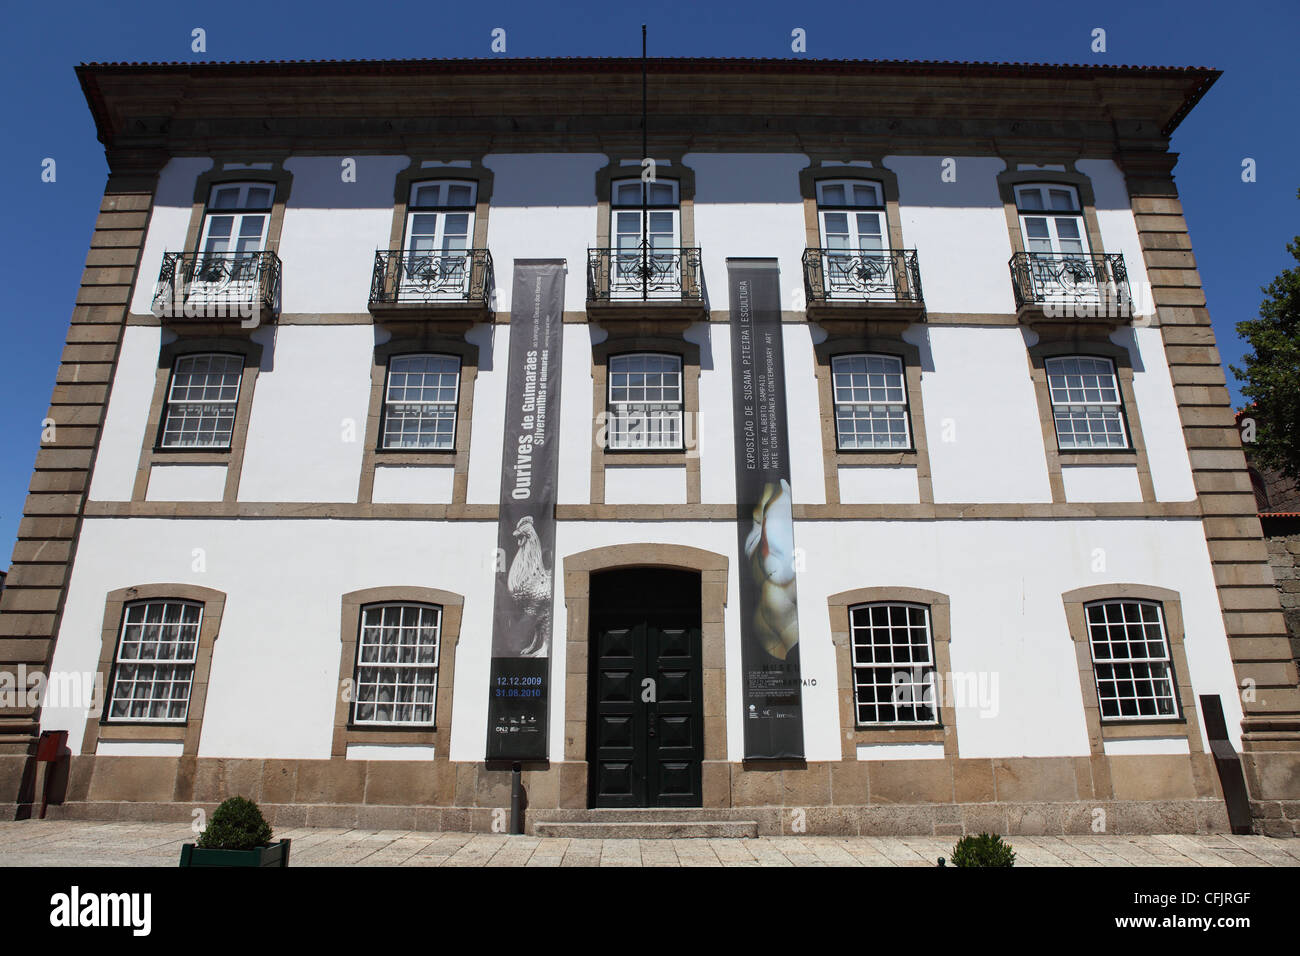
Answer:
[588,569,703,808]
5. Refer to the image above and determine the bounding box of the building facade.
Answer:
[2,56,1297,836]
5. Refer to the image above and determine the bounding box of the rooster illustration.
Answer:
[743,479,800,660]
[506,515,552,657]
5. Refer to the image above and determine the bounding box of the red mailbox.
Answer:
[36,730,67,762]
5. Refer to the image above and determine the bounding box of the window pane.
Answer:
[850,603,937,724]
[109,600,201,723]
[161,354,242,448]
[1049,188,1076,211]
[1086,601,1178,720]
[383,355,460,450]
[1017,188,1044,210]
[820,183,846,205]
[353,603,441,726]
[446,183,474,206]
[608,354,684,450]
[245,187,273,208]
[832,354,909,449]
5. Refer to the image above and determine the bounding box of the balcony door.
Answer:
[193,182,272,303]
[610,179,680,299]
[401,181,476,301]
[816,179,895,300]
[1014,184,1101,302]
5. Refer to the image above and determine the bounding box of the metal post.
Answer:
[509,761,524,834]
[641,23,648,301]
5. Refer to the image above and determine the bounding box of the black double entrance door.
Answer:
[588,568,704,808]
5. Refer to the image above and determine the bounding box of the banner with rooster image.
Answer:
[485,259,565,761]
[727,259,806,760]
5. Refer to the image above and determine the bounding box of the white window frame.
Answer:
[1014,184,1090,256]
[159,353,243,449]
[831,353,911,450]
[1045,355,1130,450]
[196,182,272,273]
[400,181,477,300]
[816,179,894,300]
[106,599,202,723]
[1084,599,1180,721]
[351,602,442,727]
[610,178,681,298]
[849,602,939,727]
[606,352,684,450]
[381,353,461,451]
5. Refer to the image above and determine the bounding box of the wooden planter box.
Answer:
[179,838,291,868]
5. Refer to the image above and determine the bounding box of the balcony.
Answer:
[1009,252,1132,328]
[368,249,494,326]
[152,251,281,327]
[586,244,706,323]
[802,248,925,326]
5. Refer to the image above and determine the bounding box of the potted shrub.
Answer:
[179,796,290,867]
[948,832,1015,867]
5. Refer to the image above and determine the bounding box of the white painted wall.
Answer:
[465,323,508,505]
[236,324,373,502]
[278,156,407,315]
[556,324,594,506]
[838,466,922,504]
[782,324,827,505]
[1061,465,1143,503]
[690,322,737,505]
[90,325,163,501]
[920,326,1054,503]
[887,156,1017,315]
[371,466,455,504]
[1121,326,1198,502]
[604,466,687,504]
[146,464,227,502]
[130,158,214,316]
[482,153,606,313]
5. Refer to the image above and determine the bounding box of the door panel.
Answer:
[588,570,703,808]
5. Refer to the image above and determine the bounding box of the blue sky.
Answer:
[0,0,1296,566]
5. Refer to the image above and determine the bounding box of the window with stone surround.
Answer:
[158,353,244,449]
[1084,599,1179,721]
[831,353,911,450]
[849,602,939,726]
[350,602,442,727]
[606,352,684,450]
[105,599,203,722]
[1045,355,1130,450]
[380,353,461,451]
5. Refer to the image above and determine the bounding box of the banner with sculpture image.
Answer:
[727,259,806,760]
[485,260,565,761]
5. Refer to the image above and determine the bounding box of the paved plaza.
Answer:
[1,820,1298,866]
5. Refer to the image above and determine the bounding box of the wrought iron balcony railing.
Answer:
[1009,251,1131,317]
[153,251,281,323]
[369,249,494,308]
[587,243,703,303]
[803,248,924,306]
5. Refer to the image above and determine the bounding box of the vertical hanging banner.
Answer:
[486,260,565,761]
[727,259,806,760]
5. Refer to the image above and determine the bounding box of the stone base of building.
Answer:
[0,751,1256,836]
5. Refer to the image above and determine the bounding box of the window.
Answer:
[1014,184,1089,255]
[1085,599,1179,720]
[106,600,202,722]
[159,353,243,449]
[610,178,680,295]
[607,353,684,450]
[401,180,476,299]
[816,179,894,298]
[380,354,461,450]
[351,603,441,726]
[197,182,272,281]
[849,602,938,725]
[831,353,910,449]
[1045,355,1129,449]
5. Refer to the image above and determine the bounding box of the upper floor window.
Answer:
[610,178,680,293]
[159,353,243,449]
[381,353,461,450]
[399,181,477,299]
[1015,184,1089,255]
[850,602,938,726]
[198,182,272,265]
[351,602,441,726]
[607,353,684,450]
[1045,355,1129,450]
[106,599,202,722]
[831,353,910,450]
[1084,599,1179,720]
[817,179,886,252]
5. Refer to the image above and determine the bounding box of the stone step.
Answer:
[529,808,758,824]
[533,820,760,839]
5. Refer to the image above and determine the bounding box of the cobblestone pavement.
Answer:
[2,821,1299,866]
